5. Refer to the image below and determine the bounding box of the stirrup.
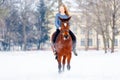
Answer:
[55,55,58,60]
[73,49,78,56]
[53,49,57,60]
[53,48,57,55]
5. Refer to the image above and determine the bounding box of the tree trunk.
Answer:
[111,0,116,53]
[23,21,27,51]
[111,26,115,53]
[37,40,41,50]
[96,32,99,50]
[85,30,89,51]
[102,32,107,53]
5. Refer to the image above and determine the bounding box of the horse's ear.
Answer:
[59,17,63,21]
[67,16,71,21]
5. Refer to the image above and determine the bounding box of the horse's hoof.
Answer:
[67,65,71,70]
[58,70,62,73]
[73,50,78,56]
[74,53,78,56]
[55,56,58,60]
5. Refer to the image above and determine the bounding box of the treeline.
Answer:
[75,0,120,53]
[0,0,56,51]
[0,0,120,53]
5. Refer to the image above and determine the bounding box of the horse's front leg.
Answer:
[58,63,62,73]
[57,56,62,73]
[67,53,71,70]
[67,64,71,70]
[62,56,66,72]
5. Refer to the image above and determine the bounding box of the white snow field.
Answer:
[0,50,120,80]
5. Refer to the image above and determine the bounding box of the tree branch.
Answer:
[0,0,4,6]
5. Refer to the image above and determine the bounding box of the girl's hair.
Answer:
[59,4,70,16]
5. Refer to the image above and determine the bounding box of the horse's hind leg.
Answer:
[67,53,71,70]
[62,56,66,71]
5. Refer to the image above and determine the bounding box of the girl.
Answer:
[52,4,77,57]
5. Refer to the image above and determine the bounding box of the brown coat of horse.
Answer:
[51,17,72,73]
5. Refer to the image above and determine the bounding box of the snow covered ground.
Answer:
[0,50,120,80]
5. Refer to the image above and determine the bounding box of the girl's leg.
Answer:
[53,29,60,43]
[52,29,60,59]
[69,30,78,56]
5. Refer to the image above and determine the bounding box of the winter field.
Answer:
[0,50,120,80]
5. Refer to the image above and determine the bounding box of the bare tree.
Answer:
[109,0,120,53]
[18,0,35,50]
[93,0,108,53]
[76,0,96,50]
[94,0,120,53]
[76,0,120,53]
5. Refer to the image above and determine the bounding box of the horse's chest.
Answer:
[58,39,71,45]
[56,39,72,49]
[56,35,72,50]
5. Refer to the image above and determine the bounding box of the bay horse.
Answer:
[51,17,72,73]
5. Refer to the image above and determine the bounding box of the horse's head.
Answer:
[59,17,71,40]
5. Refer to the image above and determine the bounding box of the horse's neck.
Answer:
[57,33,71,43]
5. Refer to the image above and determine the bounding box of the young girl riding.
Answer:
[52,4,77,57]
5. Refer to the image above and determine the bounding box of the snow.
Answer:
[0,50,120,80]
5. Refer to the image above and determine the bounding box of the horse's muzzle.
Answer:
[65,35,68,38]
[64,35,69,40]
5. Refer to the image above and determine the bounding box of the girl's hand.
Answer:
[59,27,61,30]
